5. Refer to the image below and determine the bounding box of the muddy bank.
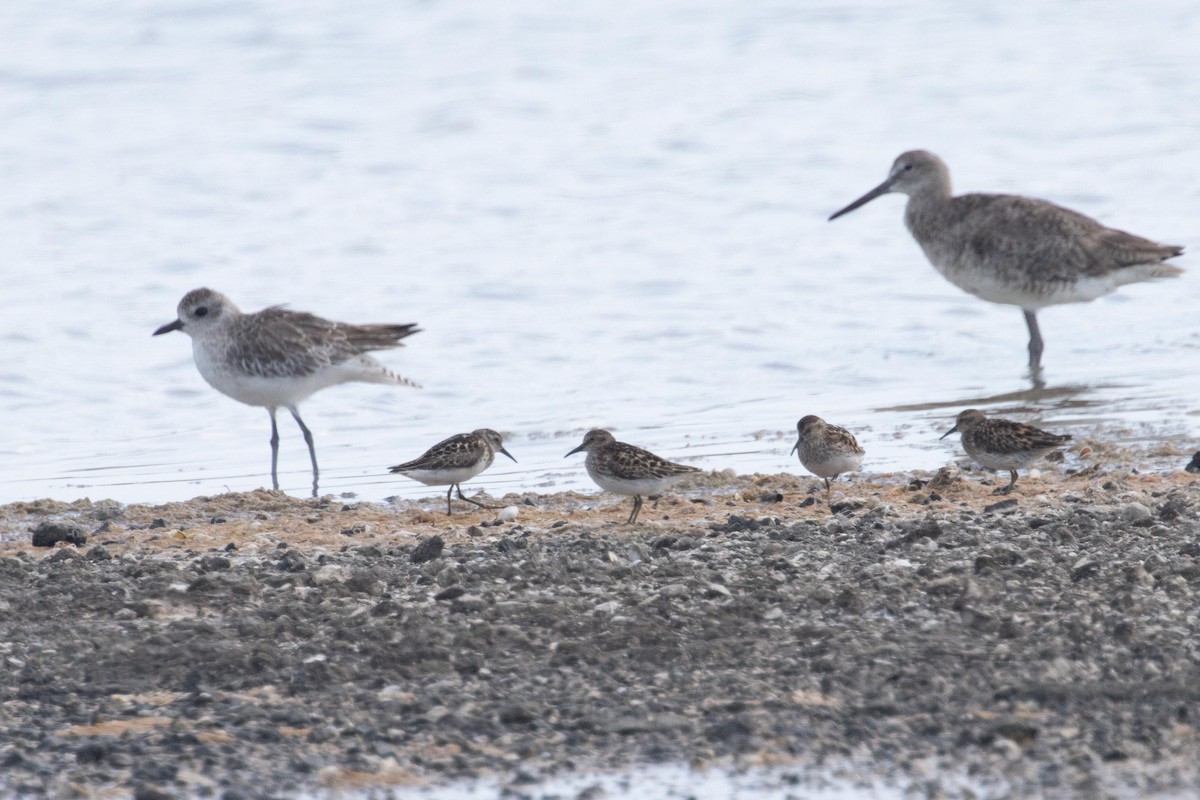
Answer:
[1,466,1199,799]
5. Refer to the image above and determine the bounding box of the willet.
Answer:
[829,151,1184,371]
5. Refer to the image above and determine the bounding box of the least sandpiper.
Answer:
[154,287,420,497]
[791,415,864,499]
[830,150,1183,371]
[941,408,1071,494]
[564,429,701,524]
[389,429,516,515]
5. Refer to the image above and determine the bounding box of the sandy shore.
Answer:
[1,464,1199,798]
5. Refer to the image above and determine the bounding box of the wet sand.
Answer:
[1,463,1199,798]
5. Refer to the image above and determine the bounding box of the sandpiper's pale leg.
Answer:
[267,408,281,492]
[996,469,1019,495]
[286,405,319,497]
[1022,310,1044,370]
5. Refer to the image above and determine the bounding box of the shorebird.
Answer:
[565,429,701,524]
[154,287,420,497]
[791,415,864,500]
[940,409,1071,494]
[389,429,516,515]
[829,150,1184,371]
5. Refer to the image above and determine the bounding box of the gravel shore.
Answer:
[1,466,1198,799]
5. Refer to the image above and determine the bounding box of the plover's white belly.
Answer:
[193,341,353,408]
[396,465,485,487]
[800,451,863,479]
[588,470,686,497]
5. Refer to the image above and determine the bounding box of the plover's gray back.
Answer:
[830,151,1183,370]
[155,287,420,496]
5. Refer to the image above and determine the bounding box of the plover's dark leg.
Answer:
[1023,309,1044,370]
[267,408,281,492]
[455,485,501,511]
[287,405,319,497]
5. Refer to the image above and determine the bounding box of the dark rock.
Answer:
[411,535,445,564]
[984,498,1019,514]
[434,586,466,601]
[86,545,113,561]
[31,521,87,548]
[498,704,537,725]
[148,518,168,529]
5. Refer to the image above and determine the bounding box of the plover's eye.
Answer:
[902,163,914,172]
[194,306,209,317]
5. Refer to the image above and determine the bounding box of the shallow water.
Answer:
[0,0,1197,504]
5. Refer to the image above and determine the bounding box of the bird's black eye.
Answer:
[902,163,914,172]
[194,306,208,317]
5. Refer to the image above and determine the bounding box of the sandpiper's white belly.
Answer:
[966,449,1041,471]
[396,465,485,487]
[801,451,863,479]
[930,257,1125,310]
[588,470,687,497]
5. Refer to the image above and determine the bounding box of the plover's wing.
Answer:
[231,307,419,377]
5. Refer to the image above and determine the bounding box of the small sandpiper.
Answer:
[565,429,701,524]
[154,287,420,497]
[389,429,516,515]
[829,150,1184,372]
[791,415,865,500]
[941,409,1071,494]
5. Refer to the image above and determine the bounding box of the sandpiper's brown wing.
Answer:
[981,418,1072,454]
[826,424,865,456]
[608,442,701,479]
[390,433,485,473]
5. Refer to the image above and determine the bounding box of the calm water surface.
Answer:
[0,0,1197,504]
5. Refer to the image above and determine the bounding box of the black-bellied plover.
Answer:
[388,429,516,515]
[564,429,701,524]
[829,150,1183,371]
[154,287,420,497]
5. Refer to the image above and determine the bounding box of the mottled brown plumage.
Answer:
[565,429,701,523]
[941,408,1071,494]
[791,415,865,499]
[389,429,516,515]
[830,150,1183,370]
